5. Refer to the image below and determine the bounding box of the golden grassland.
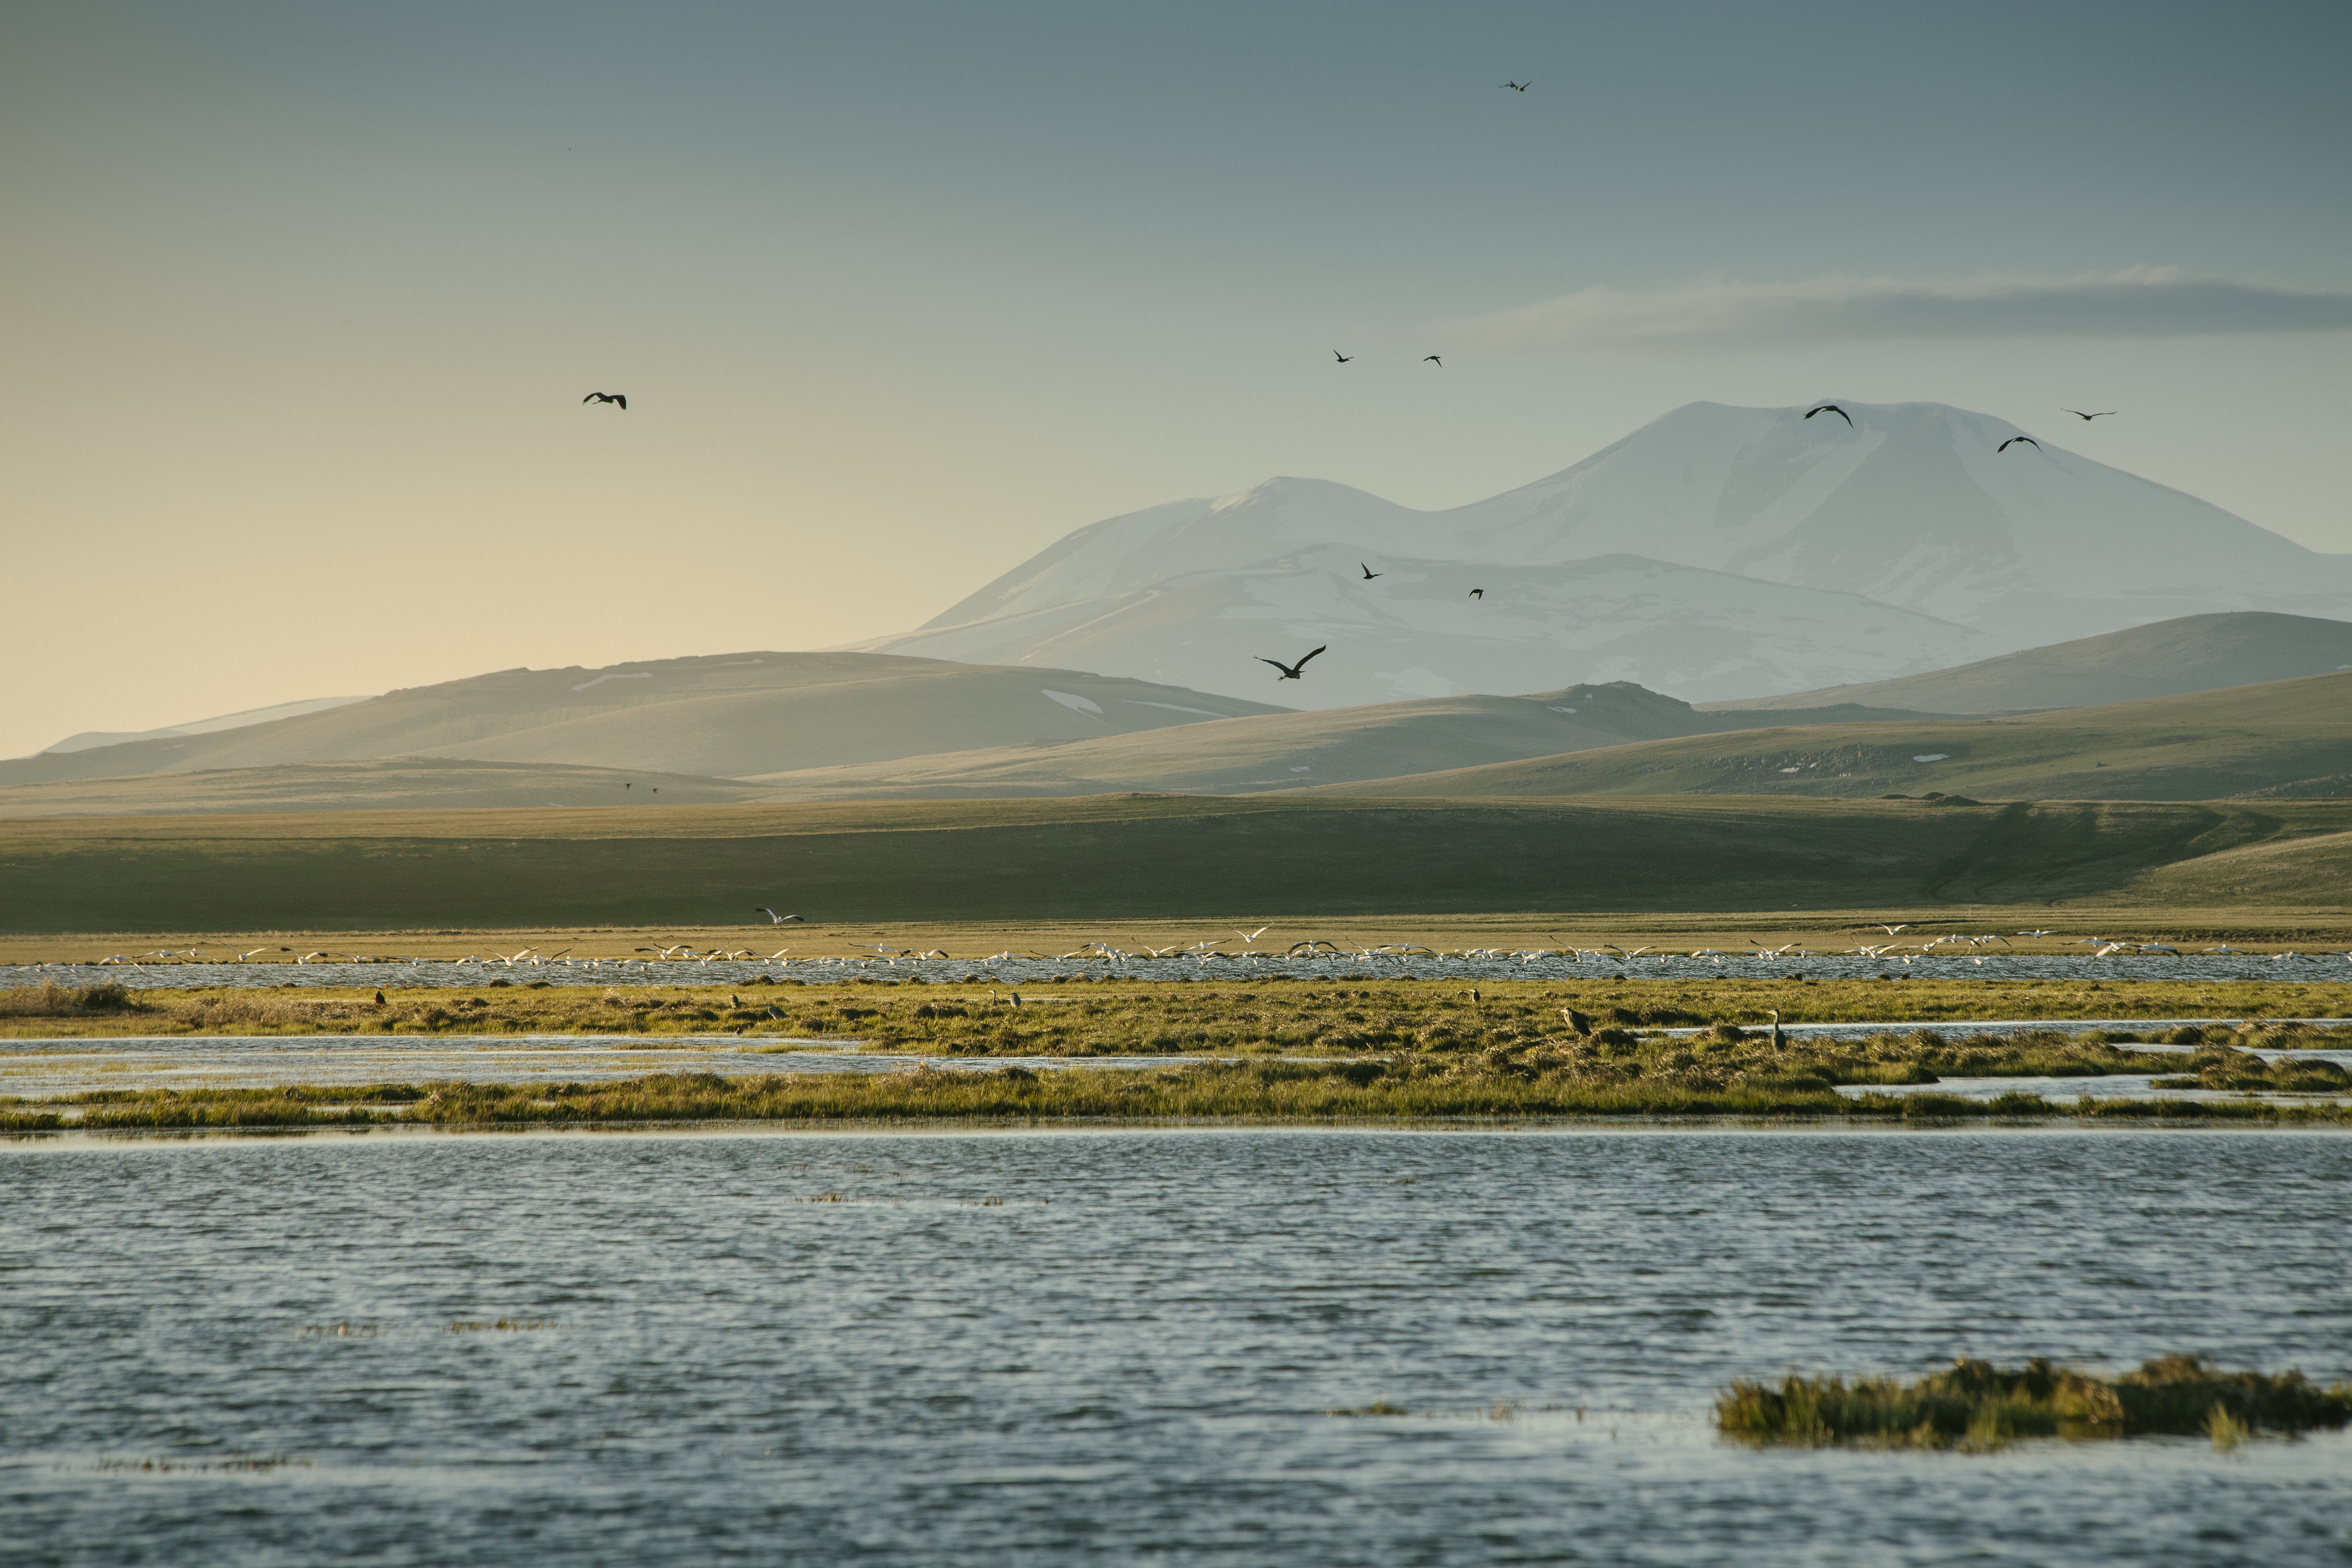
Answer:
[8,975,2352,1041]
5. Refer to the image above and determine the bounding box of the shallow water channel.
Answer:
[6,1128,2348,1565]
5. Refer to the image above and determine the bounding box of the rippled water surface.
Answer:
[7,1129,2350,1566]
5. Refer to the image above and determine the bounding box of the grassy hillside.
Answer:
[1706,612,2352,715]
[1315,672,2352,802]
[0,760,769,818]
[740,683,1949,800]
[0,652,1287,787]
[4,794,2349,933]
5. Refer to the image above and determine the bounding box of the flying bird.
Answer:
[1468,588,1483,599]
[1333,350,1353,363]
[582,392,627,410]
[755,908,803,924]
[1258,646,1327,681]
[1805,403,1852,427]
[1359,563,1382,579]
[1501,80,1530,91]
[1423,355,1442,367]
[2061,409,2116,421]
[1998,436,2040,453]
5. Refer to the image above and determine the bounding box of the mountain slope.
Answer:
[0,760,770,818]
[40,695,374,755]
[1702,611,2352,715]
[1301,671,2352,802]
[862,401,2352,706]
[0,653,1287,788]
[739,683,1955,800]
[867,546,2002,709]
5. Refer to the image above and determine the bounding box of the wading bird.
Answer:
[755,908,802,924]
[1999,436,2040,453]
[1359,563,1382,580]
[583,392,627,410]
[2061,410,2116,420]
[1258,646,1327,681]
[1333,350,1353,363]
[1805,403,1853,427]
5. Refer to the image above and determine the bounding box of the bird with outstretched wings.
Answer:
[1804,403,1851,427]
[1998,436,2040,453]
[583,392,627,410]
[1258,647,1327,681]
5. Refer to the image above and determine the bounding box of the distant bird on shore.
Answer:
[1359,563,1382,579]
[2061,409,2116,421]
[1998,436,2040,453]
[755,908,802,924]
[1424,355,1443,367]
[1258,646,1327,681]
[1468,588,1484,599]
[582,392,627,410]
[1501,80,1530,91]
[1333,350,1353,363]
[1805,403,1852,427]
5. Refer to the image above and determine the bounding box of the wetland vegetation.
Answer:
[1717,1356,2352,1451]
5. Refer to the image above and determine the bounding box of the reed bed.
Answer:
[7,977,2351,1055]
[1717,1355,2352,1450]
[7,1060,2350,1132]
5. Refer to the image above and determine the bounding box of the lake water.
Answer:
[7,1128,2349,1565]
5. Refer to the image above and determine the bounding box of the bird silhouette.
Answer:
[2061,409,2116,420]
[583,392,627,410]
[1333,350,1353,363]
[1258,646,1327,681]
[1502,81,1530,91]
[1468,588,1484,599]
[1998,436,2041,453]
[1805,403,1852,427]
[1424,355,1443,367]
[1359,563,1382,580]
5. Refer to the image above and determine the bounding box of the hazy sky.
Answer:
[4,1,2348,757]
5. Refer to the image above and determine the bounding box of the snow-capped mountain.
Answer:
[860,401,2352,706]
[873,544,2000,708]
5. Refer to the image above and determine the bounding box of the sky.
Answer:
[4,0,2348,758]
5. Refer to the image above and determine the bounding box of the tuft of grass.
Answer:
[1717,1355,2352,1450]
[0,981,137,1018]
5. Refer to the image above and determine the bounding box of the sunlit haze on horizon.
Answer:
[3,1,2348,759]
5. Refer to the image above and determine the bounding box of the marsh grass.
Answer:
[1718,1356,2352,1451]
[0,982,136,1017]
[8,1060,2350,1133]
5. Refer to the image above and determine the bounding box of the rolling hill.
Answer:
[1704,612,2352,715]
[737,683,1951,800]
[1302,671,2352,802]
[0,760,771,818]
[859,401,2352,706]
[0,653,1286,788]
